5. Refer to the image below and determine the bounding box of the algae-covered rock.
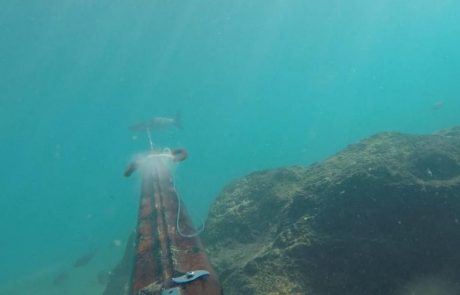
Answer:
[203,127,460,295]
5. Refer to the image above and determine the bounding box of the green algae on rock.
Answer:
[203,127,460,295]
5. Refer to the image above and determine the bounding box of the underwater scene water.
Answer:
[1,1,459,294]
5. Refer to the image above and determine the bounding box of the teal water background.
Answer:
[1,0,459,293]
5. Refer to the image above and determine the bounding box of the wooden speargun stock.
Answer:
[125,149,222,295]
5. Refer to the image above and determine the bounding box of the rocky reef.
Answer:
[203,127,460,295]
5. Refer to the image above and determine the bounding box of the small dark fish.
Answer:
[53,271,69,286]
[432,100,444,110]
[73,252,96,268]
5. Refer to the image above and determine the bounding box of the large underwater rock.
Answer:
[203,126,460,295]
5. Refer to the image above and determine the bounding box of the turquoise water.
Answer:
[1,0,459,293]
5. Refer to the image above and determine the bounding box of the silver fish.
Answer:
[129,112,182,132]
